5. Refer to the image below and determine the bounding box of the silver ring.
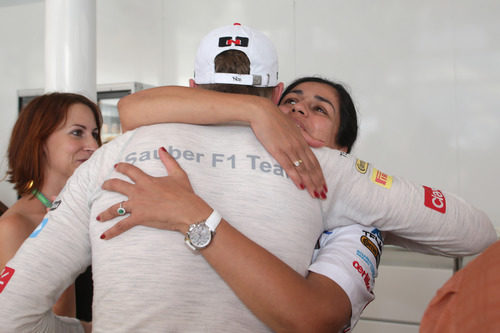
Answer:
[117,201,126,216]
[293,159,303,167]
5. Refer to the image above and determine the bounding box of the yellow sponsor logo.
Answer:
[355,159,369,174]
[370,168,393,189]
[360,235,380,259]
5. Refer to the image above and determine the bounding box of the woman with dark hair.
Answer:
[0,92,101,318]
[279,76,358,153]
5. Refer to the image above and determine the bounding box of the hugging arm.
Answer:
[97,149,356,332]
[0,157,97,332]
[315,152,496,257]
[118,86,327,198]
[118,86,275,132]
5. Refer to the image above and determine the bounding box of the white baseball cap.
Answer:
[194,23,279,87]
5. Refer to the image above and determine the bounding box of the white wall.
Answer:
[0,0,45,202]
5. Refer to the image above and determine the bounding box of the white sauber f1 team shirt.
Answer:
[311,225,384,331]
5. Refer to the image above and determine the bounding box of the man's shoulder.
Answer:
[313,148,354,170]
[132,123,255,143]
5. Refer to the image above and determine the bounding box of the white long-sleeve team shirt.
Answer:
[0,123,496,332]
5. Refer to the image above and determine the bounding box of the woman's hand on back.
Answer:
[96,147,212,239]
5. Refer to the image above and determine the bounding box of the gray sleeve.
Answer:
[321,152,496,256]
[0,147,106,332]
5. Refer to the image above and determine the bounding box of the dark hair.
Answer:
[279,77,358,152]
[198,50,275,98]
[7,92,102,196]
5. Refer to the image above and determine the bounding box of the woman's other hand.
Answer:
[97,147,212,240]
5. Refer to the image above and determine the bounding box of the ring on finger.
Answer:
[117,201,127,216]
[293,159,303,167]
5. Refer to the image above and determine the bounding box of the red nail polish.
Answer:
[96,215,101,221]
[300,184,305,190]
[160,147,167,152]
[100,233,106,239]
[320,191,327,199]
[324,185,328,193]
[114,163,118,168]
[314,191,320,198]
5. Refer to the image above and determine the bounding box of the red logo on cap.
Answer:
[219,36,249,47]
[0,266,15,293]
[423,186,446,214]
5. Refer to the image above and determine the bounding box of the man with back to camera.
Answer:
[0,23,495,332]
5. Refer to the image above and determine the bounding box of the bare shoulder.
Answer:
[0,211,35,237]
[0,212,37,267]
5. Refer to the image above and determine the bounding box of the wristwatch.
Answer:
[185,210,222,251]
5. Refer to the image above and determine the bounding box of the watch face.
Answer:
[189,223,212,249]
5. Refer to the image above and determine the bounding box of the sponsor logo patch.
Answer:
[371,228,383,240]
[357,249,376,278]
[0,266,15,293]
[29,217,48,238]
[423,186,446,214]
[361,229,383,266]
[50,200,61,211]
[370,168,393,189]
[360,236,380,265]
[352,261,371,290]
[355,159,369,174]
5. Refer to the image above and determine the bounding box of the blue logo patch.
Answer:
[371,228,382,240]
[29,218,48,238]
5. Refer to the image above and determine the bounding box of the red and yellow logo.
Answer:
[423,186,446,214]
[370,168,392,189]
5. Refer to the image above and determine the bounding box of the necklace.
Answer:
[32,189,52,208]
